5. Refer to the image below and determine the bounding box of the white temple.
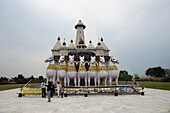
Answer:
[51,20,110,57]
[45,20,119,86]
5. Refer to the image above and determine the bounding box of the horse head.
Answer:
[59,55,65,63]
[69,55,74,64]
[99,56,105,64]
[110,56,119,64]
[45,56,54,63]
[90,56,97,65]
[79,56,85,65]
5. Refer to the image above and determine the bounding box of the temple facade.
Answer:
[51,20,110,60]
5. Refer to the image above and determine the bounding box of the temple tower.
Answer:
[75,20,86,47]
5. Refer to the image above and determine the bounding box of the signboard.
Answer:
[23,87,42,96]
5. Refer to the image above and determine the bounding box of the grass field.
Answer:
[0,81,170,91]
[0,84,25,91]
[115,81,170,91]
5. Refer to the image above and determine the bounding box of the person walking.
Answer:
[57,81,62,97]
[41,80,46,98]
[51,82,55,97]
[46,81,52,102]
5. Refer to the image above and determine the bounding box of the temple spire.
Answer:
[75,20,86,46]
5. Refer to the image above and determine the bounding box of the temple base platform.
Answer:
[63,85,141,95]
[21,85,141,96]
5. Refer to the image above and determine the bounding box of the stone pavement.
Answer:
[0,88,170,113]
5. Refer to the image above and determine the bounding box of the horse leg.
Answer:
[85,74,87,87]
[74,76,77,86]
[115,77,118,86]
[57,73,59,83]
[109,77,112,86]
[109,73,112,86]
[88,75,90,86]
[46,77,49,84]
[105,77,107,86]
[64,75,66,86]
[94,76,97,86]
[78,73,80,86]
[68,76,70,86]
[98,76,100,86]
[53,74,56,84]
[49,77,51,82]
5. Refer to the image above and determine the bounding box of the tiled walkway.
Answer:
[0,88,169,113]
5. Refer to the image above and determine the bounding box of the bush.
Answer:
[135,77,163,81]
[163,76,170,82]
[119,75,133,81]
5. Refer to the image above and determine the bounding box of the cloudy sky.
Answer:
[0,0,170,78]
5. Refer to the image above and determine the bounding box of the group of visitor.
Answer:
[41,80,63,102]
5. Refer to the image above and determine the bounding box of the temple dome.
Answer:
[60,41,68,50]
[87,40,95,50]
[68,40,77,50]
[52,37,61,50]
[96,42,104,50]
[75,20,86,29]
[101,37,109,50]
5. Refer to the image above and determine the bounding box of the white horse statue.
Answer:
[98,56,108,86]
[88,56,98,86]
[67,55,77,86]
[57,55,67,86]
[45,56,57,83]
[78,56,87,86]
[108,56,119,86]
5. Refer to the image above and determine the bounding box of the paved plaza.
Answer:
[0,88,170,113]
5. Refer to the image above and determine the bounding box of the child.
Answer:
[57,81,62,97]
[61,85,64,98]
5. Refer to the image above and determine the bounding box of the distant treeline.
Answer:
[0,74,45,84]
[118,66,170,82]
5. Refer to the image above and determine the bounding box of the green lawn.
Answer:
[114,81,170,90]
[137,81,170,90]
[0,84,25,91]
[0,83,42,91]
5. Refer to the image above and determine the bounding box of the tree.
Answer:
[119,70,128,76]
[134,73,140,79]
[145,66,166,77]
[29,75,35,79]
[163,69,170,82]
[164,69,170,77]
[119,70,132,81]
[18,74,24,79]
[0,76,8,82]
[38,76,44,80]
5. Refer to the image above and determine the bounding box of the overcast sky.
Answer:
[0,0,170,78]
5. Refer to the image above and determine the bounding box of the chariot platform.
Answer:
[21,85,141,96]
[63,85,140,95]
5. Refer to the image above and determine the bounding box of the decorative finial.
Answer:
[63,38,66,45]
[63,42,66,46]
[101,37,103,41]
[97,42,101,45]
